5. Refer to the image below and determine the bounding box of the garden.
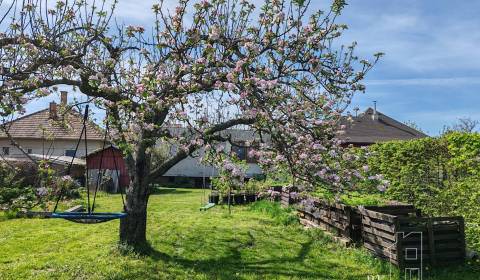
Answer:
[1,188,480,280]
[1,0,480,279]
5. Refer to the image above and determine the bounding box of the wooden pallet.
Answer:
[358,206,466,268]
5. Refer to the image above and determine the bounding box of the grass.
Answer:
[0,188,479,279]
[311,189,389,206]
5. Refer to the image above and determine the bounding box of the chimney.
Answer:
[60,91,68,106]
[49,102,58,119]
[372,101,378,121]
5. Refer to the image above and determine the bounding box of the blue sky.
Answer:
[14,0,480,135]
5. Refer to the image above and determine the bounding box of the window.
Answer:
[27,148,33,154]
[65,149,76,157]
[2,147,9,156]
[231,144,247,161]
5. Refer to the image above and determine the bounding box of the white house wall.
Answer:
[162,141,263,178]
[0,138,105,158]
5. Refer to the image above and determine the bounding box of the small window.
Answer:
[65,149,76,157]
[27,148,33,154]
[231,144,247,161]
[2,147,9,156]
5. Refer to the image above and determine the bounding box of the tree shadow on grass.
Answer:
[119,232,369,280]
[146,241,334,279]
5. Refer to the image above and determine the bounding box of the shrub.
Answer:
[0,162,36,211]
[354,133,480,251]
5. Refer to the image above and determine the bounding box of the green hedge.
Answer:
[358,132,480,250]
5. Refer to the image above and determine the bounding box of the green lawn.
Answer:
[0,188,479,279]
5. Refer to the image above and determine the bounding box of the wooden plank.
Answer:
[398,225,427,232]
[362,226,396,242]
[401,237,428,245]
[434,233,462,241]
[432,251,464,260]
[427,219,436,266]
[366,205,415,211]
[358,207,397,223]
[362,216,396,233]
[317,215,349,231]
[458,217,466,262]
[364,241,397,261]
[434,241,462,249]
[398,216,463,223]
[363,232,396,249]
[395,219,404,268]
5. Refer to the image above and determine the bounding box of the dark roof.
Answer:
[340,108,428,144]
[0,107,104,141]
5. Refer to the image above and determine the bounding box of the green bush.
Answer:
[0,163,36,211]
[356,132,480,251]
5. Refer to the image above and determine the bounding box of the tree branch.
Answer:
[148,117,255,182]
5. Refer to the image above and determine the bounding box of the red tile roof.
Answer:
[0,106,104,141]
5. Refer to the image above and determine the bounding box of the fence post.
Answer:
[459,217,466,262]
[427,219,436,267]
[395,217,404,269]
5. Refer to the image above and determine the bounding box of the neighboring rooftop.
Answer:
[340,107,428,145]
[0,104,104,141]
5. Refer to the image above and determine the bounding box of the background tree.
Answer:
[404,120,425,134]
[0,0,380,249]
[442,117,480,134]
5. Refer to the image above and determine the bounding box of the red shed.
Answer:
[86,146,130,192]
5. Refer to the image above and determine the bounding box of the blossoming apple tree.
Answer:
[0,0,382,248]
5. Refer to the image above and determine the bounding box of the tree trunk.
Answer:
[119,145,151,249]
[119,187,149,248]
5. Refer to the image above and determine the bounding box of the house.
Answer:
[0,92,106,183]
[156,127,264,188]
[1,94,427,190]
[157,107,427,187]
[0,92,105,159]
[340,107,427,146]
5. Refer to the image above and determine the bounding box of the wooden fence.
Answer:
[358,207,466,268]
[288,187,466,268]
[297,198,362,242]
[280,187,299,208]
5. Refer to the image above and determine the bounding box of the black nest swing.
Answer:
[50,105,127,224]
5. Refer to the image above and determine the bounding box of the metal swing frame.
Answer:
[50,105,127,224]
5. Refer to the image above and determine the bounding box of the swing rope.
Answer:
[53,105,89,213]
[84,108,91,214]
[51,105,127,223]
[91,120,110,213]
